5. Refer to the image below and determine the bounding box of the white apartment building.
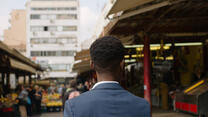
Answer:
[26,0,80,79]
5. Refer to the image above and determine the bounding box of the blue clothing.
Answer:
[64,83,150,117]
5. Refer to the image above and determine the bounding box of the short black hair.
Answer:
[90,36,125,73]
[69,79,77,88]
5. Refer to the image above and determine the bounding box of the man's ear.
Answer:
[90,61,95,69]
[120,60,125,69]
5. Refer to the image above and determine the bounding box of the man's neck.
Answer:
[96,72,119,82]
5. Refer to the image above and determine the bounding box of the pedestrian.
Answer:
[84,81,90,90]
[58,84,64,95]
[34,85,42,114]
[77,83,87,93]
[64,36,150,117]
[28,85,35,115]
[26,86,33,117]
[48,83,56,94]
[18,85,28,117]
[63,80,80,109]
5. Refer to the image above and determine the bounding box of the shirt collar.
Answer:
[92,81,119,89]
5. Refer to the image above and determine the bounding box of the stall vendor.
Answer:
[192,67,206,83]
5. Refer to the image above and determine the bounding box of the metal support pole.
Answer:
[6,73,10,85]
[29,75,32,85]
[143,35,152,108]
[203,43,208,71]
[2,73,5,86]
[15,74,19,86]
[23,75,26,85]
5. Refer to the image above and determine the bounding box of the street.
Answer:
[34,112,63,117]
[36,111,194,117]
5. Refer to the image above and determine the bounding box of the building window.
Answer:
[63,26,77,31]
[31,14,76,20]
[57,14,77,20]
[31,15,40,19]
[31,51,76,57]
[30,37,77,44]
[31,7,77,11]
[49,64,71,72]
[44,26,48,31]
[48,15,56,19]
[48,38,57,43]
[48,26,57,31]
[68,14,77,19]
[31,26,43,31]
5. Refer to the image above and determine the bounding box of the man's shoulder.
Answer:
[65,89,150,117]
[70,89,148,105]
[125,91,150,106]
[68,90,93,102]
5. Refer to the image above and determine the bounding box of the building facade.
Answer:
[26,0,80,78]
[4,10,27,56]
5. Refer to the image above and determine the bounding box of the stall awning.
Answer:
[73,60,91,73]
[0,41,43,71]
[19,80,50,85]
[10,58,36,74]
[75,49,90,61]
[108,0,154,16]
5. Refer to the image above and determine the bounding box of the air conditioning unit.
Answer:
[50,19,55,24]
[33,32,37,36]
[50,32,55,36]
[59,42,64,45]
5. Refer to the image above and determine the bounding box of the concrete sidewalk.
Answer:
[152,108,194,117]
[153,112,194,117]
[36,110,194,117]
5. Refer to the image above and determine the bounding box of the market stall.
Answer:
[102,0,208,113]
[41,93,62,112]
[0,41,43,117]
[175,78,208,116]
[0,93,19,117]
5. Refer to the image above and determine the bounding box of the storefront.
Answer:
[103,0,208,116]
[73,0,208,116]
[0,41,43,117]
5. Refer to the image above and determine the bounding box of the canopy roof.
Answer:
[105,0,208,44]
[108,0,154,16]
[74,0,208,73]
[73,50,91,73]
[0,41,43,74]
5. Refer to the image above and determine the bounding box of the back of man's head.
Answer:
[90,36,125,74]
[69,79,77,89]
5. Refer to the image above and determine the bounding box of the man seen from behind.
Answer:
[64,36,151,117]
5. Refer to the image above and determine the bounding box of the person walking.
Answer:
[63,80,80,109]
[64,36,150,117]
[34,85,42,114]
[25,86,32,117]
[18,85,28,117]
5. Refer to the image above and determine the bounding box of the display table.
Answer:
[41,93,62,112]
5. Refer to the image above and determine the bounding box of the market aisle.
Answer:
[153,112,194,117]
[36,111,194,117]
[152,107,194,117]
[34,112,63,117]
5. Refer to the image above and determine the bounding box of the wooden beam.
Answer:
[114,0,186,21]
[110,18,208,35]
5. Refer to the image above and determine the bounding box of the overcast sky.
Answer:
[0,0,108,42]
